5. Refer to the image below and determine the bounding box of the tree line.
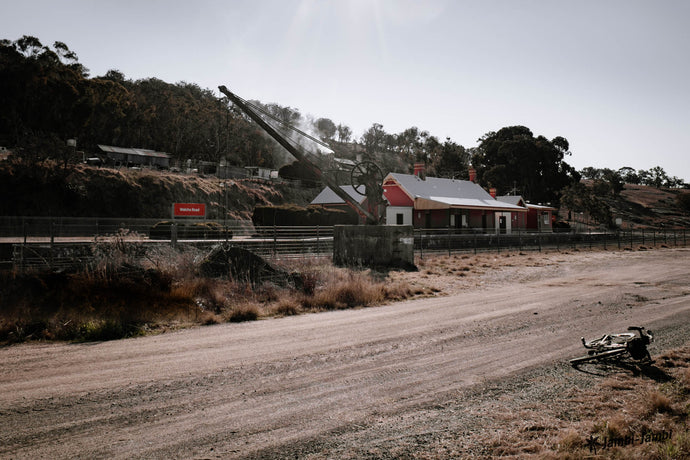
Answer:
[0,36,578,204]
[0,36,282,168]
[580,166,686,189]
[2,35,686,226]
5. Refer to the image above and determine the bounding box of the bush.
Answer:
[228,304,260,322]
[677,192,690,212]
[149,221,231,240]
[252,204,357,227]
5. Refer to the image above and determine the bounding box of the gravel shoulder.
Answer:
[1,248,689,459]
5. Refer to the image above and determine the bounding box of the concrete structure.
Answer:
[98,145,170,169]
[333,225,415,270]
[382,167,525,232]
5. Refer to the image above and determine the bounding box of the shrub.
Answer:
[676,192,690,212]
[647,391,674,415]
[272,299,301,316]
[228,304,260,322]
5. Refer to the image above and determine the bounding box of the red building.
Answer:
[381,166,525,231]
[496,195,557,232]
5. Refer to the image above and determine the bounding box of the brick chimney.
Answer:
[413,162,425,179]
[489,187,497,198]
[468,166,476,183]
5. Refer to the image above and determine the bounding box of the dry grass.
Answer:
[464,347,690,459]
[0,242,420,343]
[0,246,604,344]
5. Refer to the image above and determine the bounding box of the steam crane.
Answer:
[218,85,383,224]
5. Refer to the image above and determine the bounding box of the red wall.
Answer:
[382,183,413,207]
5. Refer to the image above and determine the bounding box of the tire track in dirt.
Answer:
[1,249,689,459]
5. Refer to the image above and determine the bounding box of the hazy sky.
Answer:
[3,0,689,180]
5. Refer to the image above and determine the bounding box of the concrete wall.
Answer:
[385,206,413,226]
[333,225,416,270]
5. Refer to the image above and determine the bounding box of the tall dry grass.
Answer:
[470,347,690,459]
[1,243,417,343]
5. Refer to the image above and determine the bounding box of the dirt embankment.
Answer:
[0,248,689,459]
[0,161,319,219]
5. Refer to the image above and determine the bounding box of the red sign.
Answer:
[173,203,206,217]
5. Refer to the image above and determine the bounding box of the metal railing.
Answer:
[1,216,687,272]
[0,219,335,271]
[414,227,688,257]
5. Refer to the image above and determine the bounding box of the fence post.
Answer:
[420,230,424,259]
[50,219,54,269]
[316,225,320,257]
[448,226,451,256]
[171,222,177,249]
[629,228,632,249]
[617,230,621,250]
[301,229,305,256]
[589,225,592,249]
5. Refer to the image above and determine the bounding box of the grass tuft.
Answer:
[227,304,260,322]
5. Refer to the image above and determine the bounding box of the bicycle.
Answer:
[569,326,653,366]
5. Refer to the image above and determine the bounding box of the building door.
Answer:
[499,215,507,233]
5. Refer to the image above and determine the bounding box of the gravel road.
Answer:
[1,248,689,459]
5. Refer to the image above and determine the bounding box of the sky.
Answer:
[2,0,689,180]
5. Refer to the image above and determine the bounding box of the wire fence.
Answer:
[1,216,687,272]
[414,227,688,258]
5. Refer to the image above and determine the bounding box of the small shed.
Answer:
[525,202,558,232]
[496,195,557,232]
[310,185,369,224]
[98,145,170,169]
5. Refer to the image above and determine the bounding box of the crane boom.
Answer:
[218,85,378,223]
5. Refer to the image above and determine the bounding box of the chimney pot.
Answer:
[413,162,425,179]
[468,167,476,183]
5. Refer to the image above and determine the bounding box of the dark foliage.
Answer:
[472,126,580,206]
[252,204,357,226]
[0,36,276,167]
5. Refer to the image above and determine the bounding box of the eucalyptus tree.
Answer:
[472,125,579,205]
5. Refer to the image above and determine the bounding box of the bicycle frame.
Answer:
[570,326,653,366]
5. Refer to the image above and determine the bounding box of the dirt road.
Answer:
[1,248,689,459]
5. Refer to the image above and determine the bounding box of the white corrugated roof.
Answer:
[386,173,526,211]
[311,185,367,205]
[496,195,524,207]
[98,144,170,158]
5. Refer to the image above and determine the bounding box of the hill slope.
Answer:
[0,161,319,220]
[2,160,689,227]
[606,183,690,228]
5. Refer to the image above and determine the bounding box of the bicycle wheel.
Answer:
[570,348,627,366]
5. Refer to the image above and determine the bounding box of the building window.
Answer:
[396,213,404,225]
